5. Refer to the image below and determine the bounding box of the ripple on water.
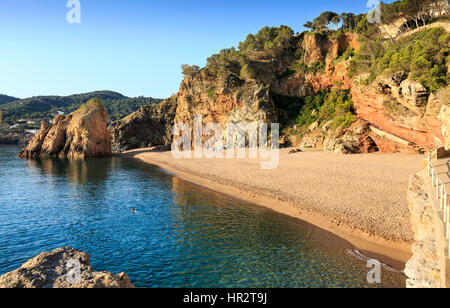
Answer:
[0,145,405,288]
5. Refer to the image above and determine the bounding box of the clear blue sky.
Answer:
[0,0,387,99]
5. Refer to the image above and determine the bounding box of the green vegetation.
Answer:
[178,0,448,144]
[303,11,363,32]
[181,64,200,76]
[274,90,355,132]
[0,91,162,123]
[312,90,355,130]
[207,88,216,99]
[238,26,294,59]
[77,98,104,116]
[200,26,296,82]
[334,47,355,64]
[350,27,450,91]
[0,95,19,105]
[381,0,449,30]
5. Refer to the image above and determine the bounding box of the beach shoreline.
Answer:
[124,148,423,269]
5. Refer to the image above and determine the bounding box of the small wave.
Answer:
[346,249,404,274]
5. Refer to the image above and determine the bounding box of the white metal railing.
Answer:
[428,147,450,258]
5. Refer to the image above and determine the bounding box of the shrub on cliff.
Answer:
[238,26,294,59]
[181,64,200,76]
[350,27,449,92]
[206,48,244,78]
[318,90,355,130]
[204,26,296,82]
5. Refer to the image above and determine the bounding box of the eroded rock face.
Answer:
[302,33,359,67]
[109,95,178,153]
[273,33,359,98]
[0,247,135,288]
[19,99,112,159]
[174,71,278,136]
[323,119,379,154]
[351,74,444,150]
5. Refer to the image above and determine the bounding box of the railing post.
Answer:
[437,181,440,200]
[432,169,435,187]
[429,151,431,176]
[445,193,448,223]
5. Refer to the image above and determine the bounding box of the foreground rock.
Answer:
[109,95,178,153]
[19,98,112,158]
[0,247,135,288]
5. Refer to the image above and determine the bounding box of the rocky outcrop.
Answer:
[0,247,135,288]
[175,71,278,136]
[273,33,359,98]
[351,73,444,151]
[405,172,447,288]
[302,33,359,67]
[109,95,178,153]
[19,99,112,158]
[323,119,379,154]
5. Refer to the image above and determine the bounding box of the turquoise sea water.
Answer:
[0,145,405,288]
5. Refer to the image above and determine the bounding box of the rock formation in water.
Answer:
[19,98,112,158]
[109,95,178,153]
[0,247,135,288]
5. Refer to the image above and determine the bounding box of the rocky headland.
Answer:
[110,25,449,156]
[109,95,178,152]
[19,98,112,159]
[0,247,135,288]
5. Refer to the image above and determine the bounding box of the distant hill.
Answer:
[0,94,19,106]
[0,91,163,123]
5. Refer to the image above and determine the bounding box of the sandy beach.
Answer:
[126,148,423,268]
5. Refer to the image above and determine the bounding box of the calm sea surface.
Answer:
[0,145,405,288]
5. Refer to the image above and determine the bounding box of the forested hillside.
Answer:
[0,91,162,123]
[0,95,19,106]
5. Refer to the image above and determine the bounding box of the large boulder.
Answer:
[109,95,178,153]
[323,119,379,154]
[19,99,112,158]
[0,247,135,288]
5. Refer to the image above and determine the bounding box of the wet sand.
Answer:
[125,148,423,268]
